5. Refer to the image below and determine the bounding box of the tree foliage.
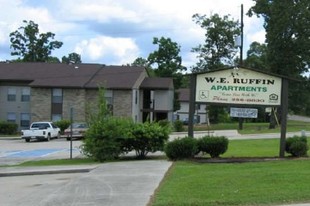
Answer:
[9,20,63,62]
[248,0,310,77]
[131,57,155,76]
[148,37,187,111]
[191,13,240,72]
[148,37,187,89]
[244,41,268,70]
[62,52,82,64]
[248,0,310,115]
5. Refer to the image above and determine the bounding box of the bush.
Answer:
[0,121,18,135]
[54,119,71,134]
[197,136,229,158]
[173,119,184,132]
[124,121,170,159]
[165,137,198,160]
[285,136,309,157]
[81,117,133,162]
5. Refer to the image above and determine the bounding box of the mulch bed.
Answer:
[192,156,308,163]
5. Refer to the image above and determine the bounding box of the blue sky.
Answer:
[0,0,265,70]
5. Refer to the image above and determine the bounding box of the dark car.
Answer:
[64,123,88,141]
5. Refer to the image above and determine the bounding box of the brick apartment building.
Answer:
[0,62,174,130]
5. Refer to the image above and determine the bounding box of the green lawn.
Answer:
[18,158,98,167]
[224,138,280,157]
[189,120,310,134]
[150,138,310,206]
[150,160,310,206]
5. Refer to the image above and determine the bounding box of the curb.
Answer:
[0,168,92,177]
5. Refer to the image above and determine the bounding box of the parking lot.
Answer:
[0,138,83,166]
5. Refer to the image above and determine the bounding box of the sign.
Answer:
[230,108,258,118]
[195,67,282,106]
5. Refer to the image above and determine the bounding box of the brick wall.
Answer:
[63,89,86,121]
[113,90,132,118]
[30,88,51,122]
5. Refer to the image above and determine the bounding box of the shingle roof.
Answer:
[0,62,147,89]
[140,77,173,89]
[177,88,190,101]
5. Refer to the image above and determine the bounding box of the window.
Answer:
[52,88,62,103]
[20,113,30,128]
[7,112,16,123]
[52,114,62,122]
[21,88,30,102]
[7,88,16,102]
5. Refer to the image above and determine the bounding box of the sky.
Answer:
[0,0,265,70]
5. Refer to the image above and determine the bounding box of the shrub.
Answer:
[0,121,18,135]
[173,119,184,132]
[81,117,133,162]
[54,119,71,134]
[158,119,171,128]
[124,121,170,159]
[285,136,309,157]
[197,136,229,158]
[164,137,198,160]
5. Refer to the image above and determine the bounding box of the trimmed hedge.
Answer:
[173,119,184,132]
[0,121,18,135]
[164,136,229,160]
[165,137,198,160]
[285,136,309,157]
[197,136,229,158]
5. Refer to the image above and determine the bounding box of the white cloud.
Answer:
[75,36,140,65]
[0,0,265,66]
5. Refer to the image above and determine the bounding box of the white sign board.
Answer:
[230,108,258,118]
[195,67,282,106]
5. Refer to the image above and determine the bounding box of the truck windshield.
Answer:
[32,123,50,129]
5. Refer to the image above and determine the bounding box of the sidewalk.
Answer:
[0,160,172,206]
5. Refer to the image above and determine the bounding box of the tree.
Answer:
[248,0,310,77]
[191,13,240,72]
[9,20,63,62]
[131,57,155,76]
[243,41,268,70]
[148,37,187,111]
[248,0,310,118]
[62,52,82,64]
[148,37,186,89]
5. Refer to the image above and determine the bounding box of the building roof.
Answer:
[0,62,148,89]
[177,88,190,101]
[140,77,174,90]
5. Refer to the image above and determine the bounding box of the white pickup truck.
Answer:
[21,122,61,142]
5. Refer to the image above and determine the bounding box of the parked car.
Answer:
[21,122,61,142]
[64,123,88,141]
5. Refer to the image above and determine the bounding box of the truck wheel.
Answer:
[25,139,30,142]
[47,134,51,141]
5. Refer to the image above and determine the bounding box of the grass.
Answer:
[18,158,98,167]
[151,160,310,206]
[188,120,310,134]
[223,138,280,157]
[149,138,310,206]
